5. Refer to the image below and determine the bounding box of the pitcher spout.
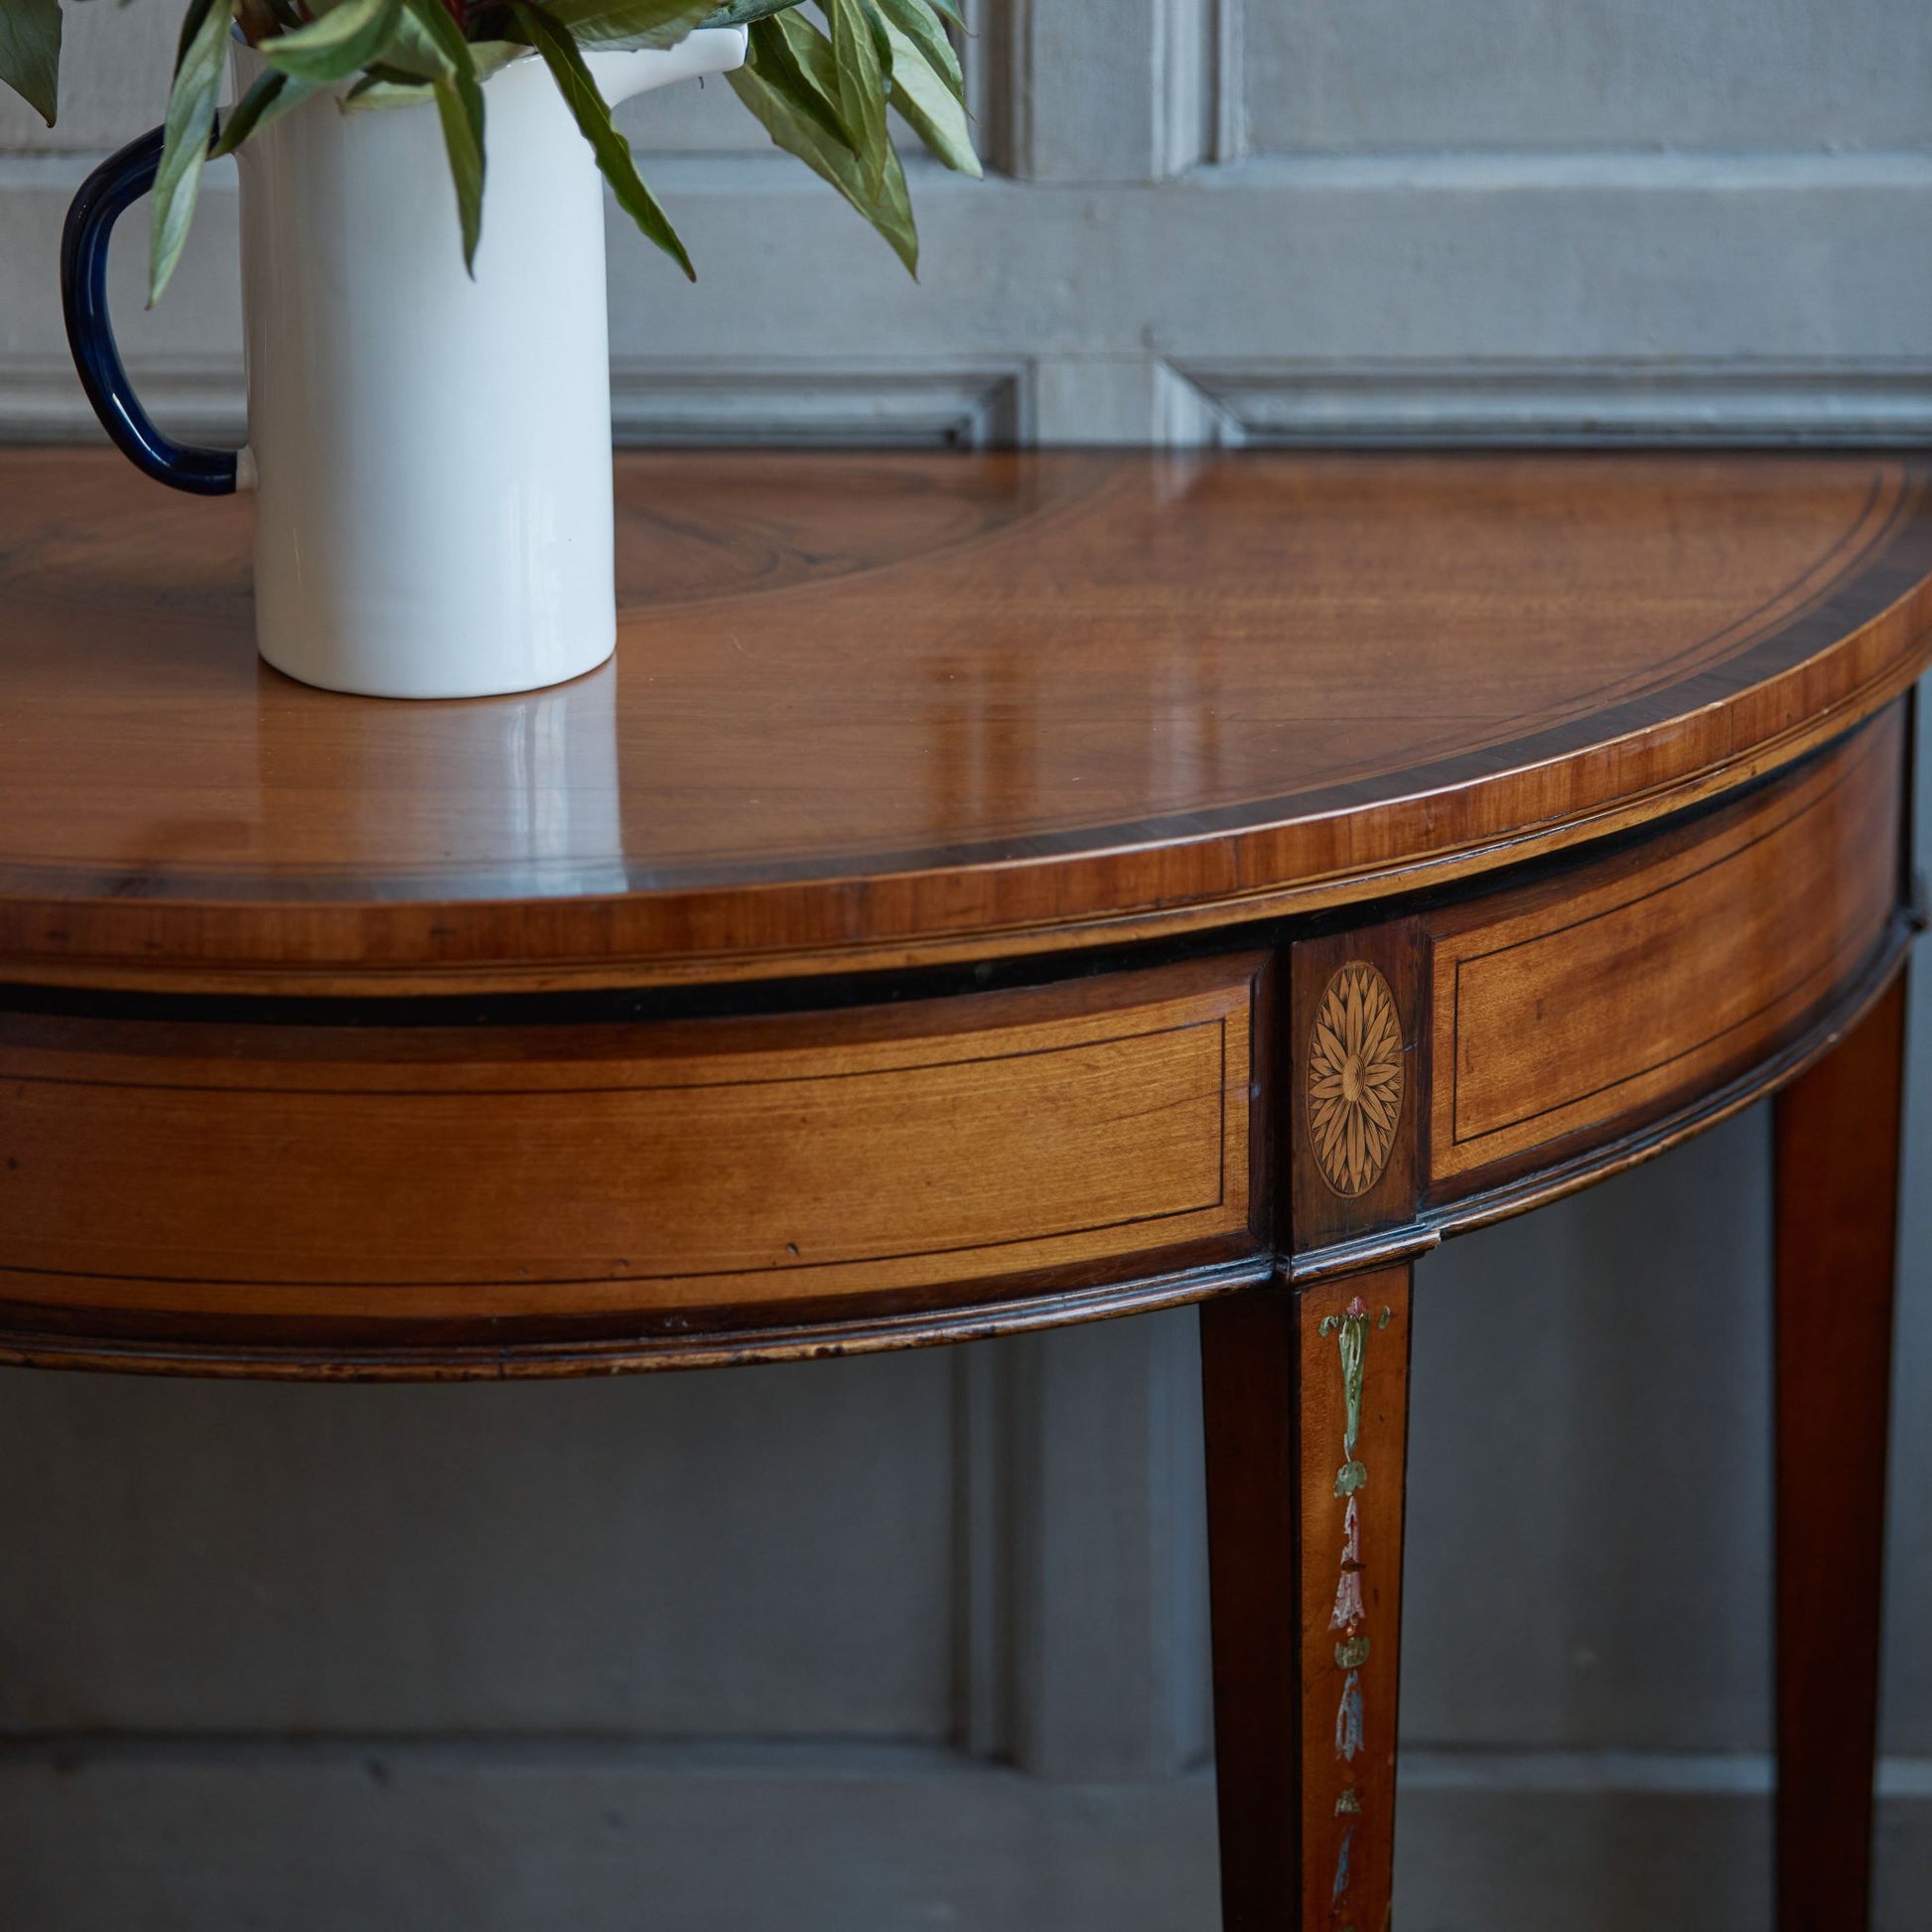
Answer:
[587,24,749,106]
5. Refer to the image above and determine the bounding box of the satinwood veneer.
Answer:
[0,450,1922,1929]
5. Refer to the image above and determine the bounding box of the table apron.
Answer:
[0,710,1913,1377]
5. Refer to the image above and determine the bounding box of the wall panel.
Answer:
[1243,0,1932,156]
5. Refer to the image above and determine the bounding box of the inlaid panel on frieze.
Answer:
[1290,922,1423,1255]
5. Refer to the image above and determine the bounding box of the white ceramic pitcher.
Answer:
[62,27,747,700]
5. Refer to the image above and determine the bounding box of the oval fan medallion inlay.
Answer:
[1307,962,1405,1197]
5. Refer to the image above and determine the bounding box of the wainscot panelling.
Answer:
[1000,1313,1212,1781]
[1244,0,1932,156]
[3,3,1932,1926]
[5,157,1932,445]
[4,1750,1932,1930]
[0,1353,961,1737]
[0,0,175,152]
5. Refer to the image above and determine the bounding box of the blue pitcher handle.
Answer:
[60,124,241,496]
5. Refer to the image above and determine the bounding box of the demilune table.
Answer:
[0,450,1923,1930]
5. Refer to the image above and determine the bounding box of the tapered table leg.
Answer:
[1201,1269,1414,1932]
[1773,974,1909,1932]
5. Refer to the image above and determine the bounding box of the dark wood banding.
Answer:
[0,1255,1277,1382]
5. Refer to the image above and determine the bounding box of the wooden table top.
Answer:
[1,448,1928,993]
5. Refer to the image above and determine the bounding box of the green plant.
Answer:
[0,0,977,301]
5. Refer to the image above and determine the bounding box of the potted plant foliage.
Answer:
[2,0,978,697]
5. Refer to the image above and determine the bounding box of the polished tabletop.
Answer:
[1,449,1926,990]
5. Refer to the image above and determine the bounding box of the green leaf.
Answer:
[875,0,960,104]
[343,41,520,105]
[546,0,712,50]
[341,70,435,110]
[0,0,62,126]
[702,0,809,26]
[729,41,917,275]
[210,65,322,156]
[400,0,486,271]
[467,38,527,79]
[367,9,452,76]
[825,0,890,198]
[149,0,233,305]
[746,12,845,148]
[394,0,474,70]
[511,0,694,280]
[429,69,484,268]
[376,12,522,80]
[881,17,974,175]
[262,0,404,83]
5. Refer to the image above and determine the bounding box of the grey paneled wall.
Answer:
[0,1354,959,1738]
[3,5,1932,1928]
[5,0,1932,445]
[1245,1,1932,152]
